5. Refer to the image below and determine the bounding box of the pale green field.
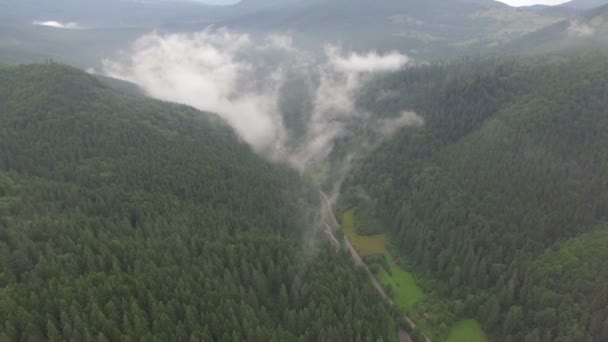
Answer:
[342,209,387,256]
[379,254,424,309]
[344,208,486,341]
[447,320,488,342]
[343,209,424,308]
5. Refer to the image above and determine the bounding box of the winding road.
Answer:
[319,191,429,342]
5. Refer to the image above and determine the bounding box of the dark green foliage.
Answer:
[354,203,384,236]
[0,63,398,341]
[279,75,314,146]
[363,255,391,274]
[346,53,608,341]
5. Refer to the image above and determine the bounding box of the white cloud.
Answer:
[495,0,569,6]
[265,34,295,51]
[287,46,410,170]
[103,30,286,157]
[102,29,416,172]
[328,48,409,73]
[32,21,82,29]
[567,20,595,37]
[377,111,424,136]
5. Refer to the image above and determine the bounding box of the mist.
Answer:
[102,29,420,177]
[32,20,82,29]
[567,20,595,37]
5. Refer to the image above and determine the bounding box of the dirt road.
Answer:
[319,191,423,342]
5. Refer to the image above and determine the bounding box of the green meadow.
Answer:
[342,209,387,256]
[447,320,488,342]
[343,207,487,341]
[379,255,424,309]
[342,208,424,309]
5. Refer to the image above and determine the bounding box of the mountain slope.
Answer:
[343,54,608,341]
[524,0,606,15]
[502,3,608,55]
[0,0,225,27]
[0,63,400,341]
[562,0,608,10]
[0,25,147,67]
[215,0,564,59]
[0,0,567,66]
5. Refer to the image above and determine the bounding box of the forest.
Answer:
[0,64,400,341]
[343,53,608,341]
[2,51,608,342]
[1,0,608,340]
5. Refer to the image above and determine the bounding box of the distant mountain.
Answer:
[502,3,608,55]
[523,4,580,16]
[203,0,566,59]
[0,0,231,66]
[561,0,608,10]
[0,0,576,65]
[0,24,148,67]
[0,0,224,27]
[524,0,607,16]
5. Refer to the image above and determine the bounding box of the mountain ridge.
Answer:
[343,52,608,341]
[501,2,608,55]
[0,62,402,341]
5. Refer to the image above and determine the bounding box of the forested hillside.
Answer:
[502,4,608,56]
[344,53,608,341]
[0,64,399,341]
[0,0,568,67]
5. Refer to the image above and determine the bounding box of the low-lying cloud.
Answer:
[328,48,409,73]
[567,20,595,38]
[104,30,286,157]
[32,21,82,29]
[102,29,418,173]
[377,111,424,136]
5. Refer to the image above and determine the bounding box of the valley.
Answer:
[335,198,486,342]
[341,53,608,341]
[320,191,420,342]
[2,0,608,341]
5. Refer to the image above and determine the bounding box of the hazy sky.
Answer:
[197,0,574,6]
[197,0,239,5]
[497,0,570,6]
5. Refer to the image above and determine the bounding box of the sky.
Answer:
[196,0,574,6]
[497,0,571,6]
[196,0,239,5]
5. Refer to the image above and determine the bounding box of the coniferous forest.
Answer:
[1,5,608,338]
[0,64,399,342]
[3,53,608,342]
[344,53,608,342]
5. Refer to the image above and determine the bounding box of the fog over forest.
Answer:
[1,0,608,341]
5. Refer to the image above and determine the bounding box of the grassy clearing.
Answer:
[342,208,486,341]
[342,209,387,256]
[447,320,488,342]
[379,255,424,309]
[343,209,424,309]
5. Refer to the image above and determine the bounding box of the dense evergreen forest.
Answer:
[0,64,400,341]
[344,53,608,341]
